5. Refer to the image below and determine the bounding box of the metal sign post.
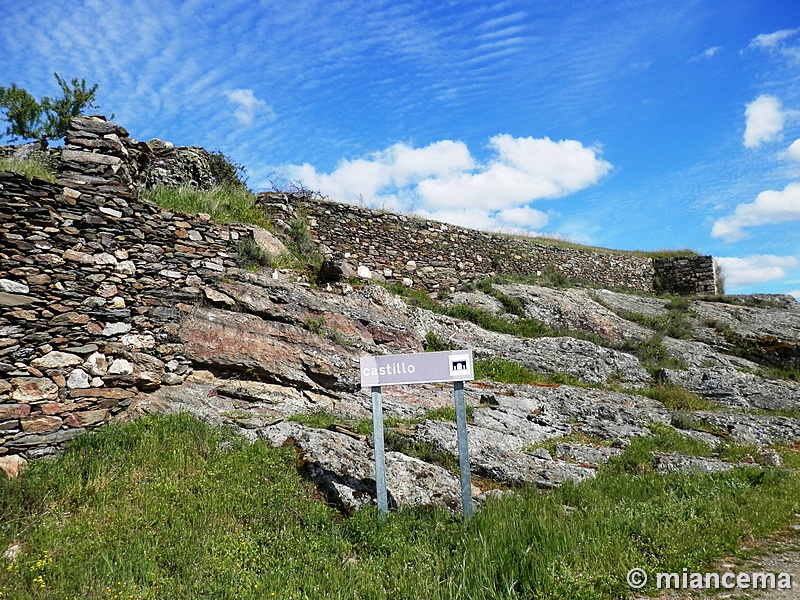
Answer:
[453,380,473,518]
[361,350,474,518]
[371,385,388,514]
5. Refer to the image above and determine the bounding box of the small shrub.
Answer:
[623,334,685,374]
[424,331,456,352]
[236,235,273,269]
[287,215,323,268]
[713,259,726,295]
[207,150,248,188]
[643,384,715,411]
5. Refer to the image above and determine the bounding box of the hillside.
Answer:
[1,116,799,598]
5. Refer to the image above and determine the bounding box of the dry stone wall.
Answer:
[0,116,249,459]
[259,193,716,295]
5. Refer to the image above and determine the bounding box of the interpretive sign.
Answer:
[361,349,474,518]
[360,350,474,387]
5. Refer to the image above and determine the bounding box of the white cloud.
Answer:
[747,27,800,64]
[743,95,784,148]
[715,255,799,288]
[690,46,720,61]
[711,182,800,241]
[224,88,274,126]
[496,206,550,229]
[787,139,800,162]
[414,205,550,236]
[415,135,612,210]
[284,135,612,231]
[289,140,474,203]
[748,27,800,51]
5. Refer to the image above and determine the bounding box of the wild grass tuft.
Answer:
[0,156,56,182]
[474,357,583,386]
[142,184,271,229]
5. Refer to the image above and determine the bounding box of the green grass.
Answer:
[2,414,799,600]
[474,357,583,387]
[641,383,716,411]
[142,184,272,230]
[385,283,554,339]
[0,156,56,182]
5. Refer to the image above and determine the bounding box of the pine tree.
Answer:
[0,73,99,142]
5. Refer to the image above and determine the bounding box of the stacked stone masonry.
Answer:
[258,193,716,296]
[0,116,248,459]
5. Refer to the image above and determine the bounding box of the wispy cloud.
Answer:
[711,182,800,241]
[743,95,785,148]
[690,46,721,61]
[748,27,800,50]
[224,89,275,126]
[716,255,800,288]
[746,27,800,63]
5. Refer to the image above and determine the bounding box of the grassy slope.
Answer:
[1,415,799,600]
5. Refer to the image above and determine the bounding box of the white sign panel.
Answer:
[360,350,474,387]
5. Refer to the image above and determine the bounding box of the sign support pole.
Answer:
[371,385,388,516]
[453,380,473,518]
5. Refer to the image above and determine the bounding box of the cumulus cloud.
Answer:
[291,140,474,202]
[284,134,611,234]
[224,88,274,125]
[743,95,784,148]
[787,139,800,162]
[711,182,800,241]
[715,255,799,288]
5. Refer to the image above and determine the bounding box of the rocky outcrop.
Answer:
[3,115,799,517]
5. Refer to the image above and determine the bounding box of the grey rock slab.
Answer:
[0,279,30,294]
[654,453,745,474]
[216,380,317,416]
[493,284,652,343]
[660,367,800,412]
[690,410,800,446]
[413,419,597,488]
[262,422,470,513]
[691,297,800,344]
[661,337,760,370]
[553,443,623,467]
[408,303,650,385]
[591,289,672,318]
[476,384,672,442]
[445,291,506,315]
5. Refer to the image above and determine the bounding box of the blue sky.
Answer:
[2,1,800,297]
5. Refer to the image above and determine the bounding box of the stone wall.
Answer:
[0,117,250,460]
[259,193,716,296]
[654,255,717,295]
